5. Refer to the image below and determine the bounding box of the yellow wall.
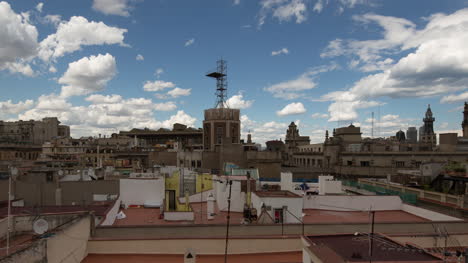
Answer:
[196,173,213,193]
[164,171,191,212]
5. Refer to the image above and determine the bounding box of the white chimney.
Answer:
[184,249,196,263]
[207,193,215,220]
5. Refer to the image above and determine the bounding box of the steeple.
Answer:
[423,104,435,135]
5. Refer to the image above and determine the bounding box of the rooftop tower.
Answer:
[203,60,240,151]
[206,59,228,109]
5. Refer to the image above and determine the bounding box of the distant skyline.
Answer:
[1,0,468,144]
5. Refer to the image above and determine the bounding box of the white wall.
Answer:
[179,189,214,204]
[47,215,90,263]
[402,204,463,222]
[303,195,402,211]
[119,179,164,206]
[251,193,303,224]
[280,172,293,192]
[215,178,245,212]
[100,197,121,226]
[318,176,342,195]
[164,211,194,221]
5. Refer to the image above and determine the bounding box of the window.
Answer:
[360,161,370,167]
[347,160,353,166]
[395,161,405,167]
[274,208,284,223]
[216,127,223,144]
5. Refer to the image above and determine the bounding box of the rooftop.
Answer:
[302,209,429,224]
[305,233,442,262]
[254,190,302,198]
[113,202,245,226]
[83,251,302,263]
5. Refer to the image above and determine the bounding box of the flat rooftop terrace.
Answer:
[113,206,429,226]
[82,251,302,263]
[113,202,244,226]
[303,209,429,224]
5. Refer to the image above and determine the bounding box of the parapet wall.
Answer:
[204,108,240,121]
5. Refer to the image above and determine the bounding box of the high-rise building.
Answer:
[406,127,417,143]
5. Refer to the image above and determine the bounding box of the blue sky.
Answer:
[1,0,468,144]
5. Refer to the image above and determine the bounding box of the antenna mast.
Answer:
[371,112,374,139]
[206,59,228,109]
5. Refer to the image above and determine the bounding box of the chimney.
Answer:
[184,249,196,263]
[207,193,215,220]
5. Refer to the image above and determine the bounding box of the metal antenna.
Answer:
[206,59,228,109]
[371,112,374,139]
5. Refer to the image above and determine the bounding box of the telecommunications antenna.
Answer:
[33,219,49,235]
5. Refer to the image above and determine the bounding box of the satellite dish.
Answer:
[10,167,18,176]
[58,170,64,176]
[33,219,49,235]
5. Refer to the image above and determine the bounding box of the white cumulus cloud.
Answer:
[143,80,175,92]
[167,87,191,98]
[0,1,39,76]
[226,93,254,109]
[39,16,127,62]
[92,0,135,16]
[277,102,306,116]
[154,101,177,111]
[59,53,117,97]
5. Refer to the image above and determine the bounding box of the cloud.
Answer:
[36,2,44,12]
[234,0,241,4]
[265,63,337,99]
[160,111,196,128]
[143,80,175,92]
[311,113,328,119]
[185,38,195,47]
[19,94,196,137]
[136,54,144,61]
[441,92,468,104]
[85,94,123,104]
[154,101,177,111]
[49,65,57,73]
[313,0,324,13]
[327,100,382,122]
[0,2,39,76]
[271,48,289,56]
[240,114,289,145]
[92,0,135,16]
[0,99,34,117]
[59,53,117,97]
[258,0,307,27]
[155,68,164,78]
[167,87,191,98]
[319,9,468,121]
[44,15,62,26]
[226,93,254,109]
[277,102,306,116]
[39,16,127,62]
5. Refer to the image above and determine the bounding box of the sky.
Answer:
[1,0,468,145]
